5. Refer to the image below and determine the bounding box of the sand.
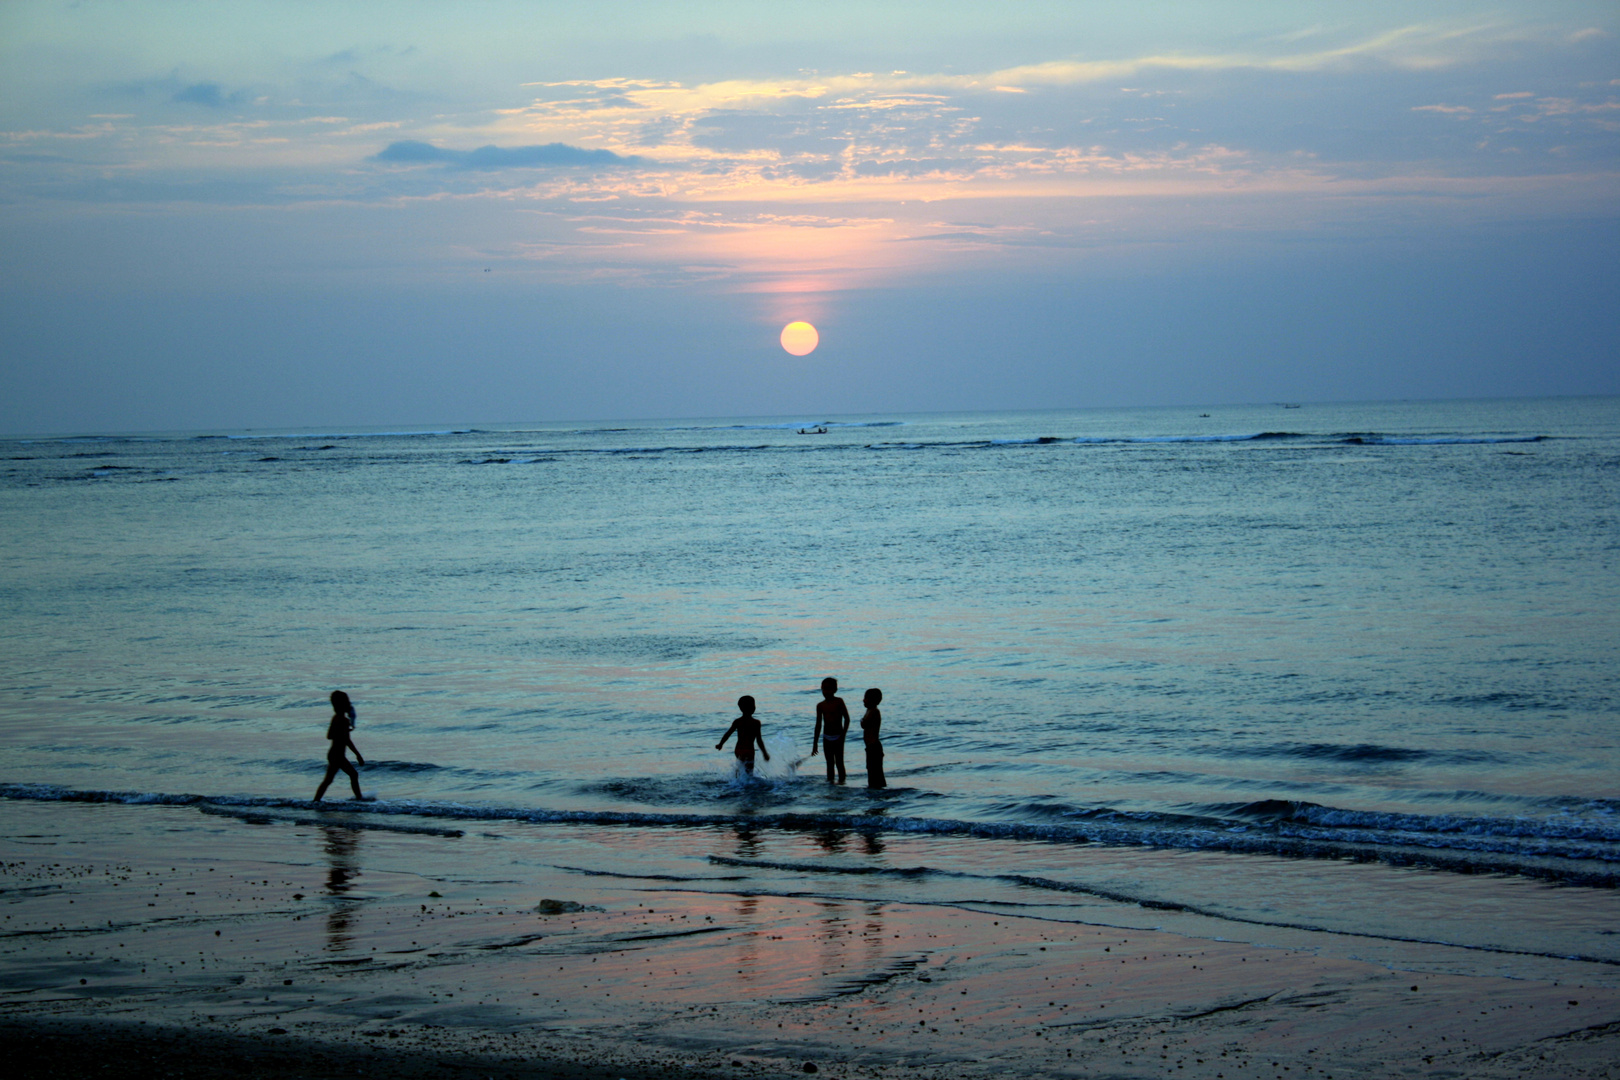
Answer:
[3,799,1618,1079]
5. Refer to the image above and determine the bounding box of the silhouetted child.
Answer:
[314,690,365,802]
[811,677,851,783]
[861,687,885,789]
[334,688,356,730]
[716,695,769,774]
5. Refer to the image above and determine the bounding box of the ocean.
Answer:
[2,397,1617,987]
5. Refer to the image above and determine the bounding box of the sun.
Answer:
[780,321,819,356]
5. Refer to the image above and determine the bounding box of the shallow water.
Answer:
[2,398,1617,972]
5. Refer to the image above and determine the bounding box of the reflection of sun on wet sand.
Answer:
[3,800,1619,1080]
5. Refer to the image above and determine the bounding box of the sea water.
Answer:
[2,398,1617,980]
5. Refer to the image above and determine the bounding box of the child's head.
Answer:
[737,694,756,715]
[821,677,838,697]
[864,687,882,708]
[330,690,352,715]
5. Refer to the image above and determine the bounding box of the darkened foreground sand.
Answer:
[2,800,1618,1079]
[0,1019,720,1080]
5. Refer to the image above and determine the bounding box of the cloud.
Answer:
[10,11,1611,284]
[171,82,239,108]
[514,21,1546,142]
[851,157,969,177]
[488,21,1572,187]
[521,23,1499,126]
[372,140,649,170]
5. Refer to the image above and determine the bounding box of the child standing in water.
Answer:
[716,695,770,774]
[314,690,365,802]
[811,677,850,783]
[861,687,885,789]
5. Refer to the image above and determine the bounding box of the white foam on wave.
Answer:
[217,430,468,441]
[1068,432,1274,444]
[1349,434,1546,445]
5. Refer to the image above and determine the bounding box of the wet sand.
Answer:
[3,800,1618,1079]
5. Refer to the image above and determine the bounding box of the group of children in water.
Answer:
[315,677,886,801]
[716,677,885,788]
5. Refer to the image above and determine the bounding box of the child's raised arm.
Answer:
[716,720,740,751]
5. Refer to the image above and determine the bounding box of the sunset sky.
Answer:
[2,1,1616,433]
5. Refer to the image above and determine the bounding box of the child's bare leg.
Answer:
[314,762,339,802]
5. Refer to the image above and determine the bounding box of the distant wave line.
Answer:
[8,428,1551,453]
[443,431,1553,460]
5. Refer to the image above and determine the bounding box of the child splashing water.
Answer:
[715,695,770,776]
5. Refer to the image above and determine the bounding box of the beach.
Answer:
[4,798,1618,1080]
[6,0,1618,1067]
